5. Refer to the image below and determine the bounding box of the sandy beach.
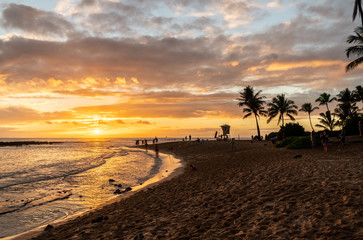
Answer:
[29,138,362,239]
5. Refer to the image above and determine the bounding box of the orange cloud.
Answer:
[266,60,343,71]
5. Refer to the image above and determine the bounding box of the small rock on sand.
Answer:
[44,225,54,231]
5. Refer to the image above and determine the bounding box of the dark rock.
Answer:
[125,187,132,191]
[134,233,144,240]
[91,216,108,223]
[44,224,54,231]
[63,194,71,199]
[116,184,122,188]
[114,189,122,194]
[108,179,115,183]
[165,170,168,172]
[293,154,302,159]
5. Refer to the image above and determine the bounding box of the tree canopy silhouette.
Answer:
[237,85,267,139]
[267,94,298,127]
[299,103,319,131]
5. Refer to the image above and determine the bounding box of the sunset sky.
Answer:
[0,0,362,138]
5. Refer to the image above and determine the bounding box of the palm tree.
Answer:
[267,94,298,126]
[315,93,336,112]
[237,85,267,139]
[299,103,319,131]
[336,88,358,118]
[354,85,363,103]
[346,27,363,72]
[353,0,363,26]
[316,111,340,131]
[334,104,358,126]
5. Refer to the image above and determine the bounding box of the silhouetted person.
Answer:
[155,144,159,157]
[339,129,346,149]
[321,130,329,152]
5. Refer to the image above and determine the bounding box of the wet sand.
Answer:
[30,138,362,239]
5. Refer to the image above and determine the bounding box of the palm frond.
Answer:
[243,112,252,119]
[346,56,363,72]
[345,45,363,58]
[286,113,296,121]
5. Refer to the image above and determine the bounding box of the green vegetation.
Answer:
[279,123,305,138]
[275,136,313,149]
[237,83,362,145]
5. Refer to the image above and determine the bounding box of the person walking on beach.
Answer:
[320,130,329,152]
[145,139,148,151]
[154,144,159,157]
[339,129,346,149]
[189,134,191,141]
[359,120,363,136]
[310,131,316,148]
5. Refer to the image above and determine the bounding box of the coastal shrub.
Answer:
[275,136,297,148]
[276,136,313,149]
[267,132,278,139]
[286,136,312,149]
[279,123,305,139]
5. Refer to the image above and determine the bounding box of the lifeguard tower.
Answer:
[220,124,230,140]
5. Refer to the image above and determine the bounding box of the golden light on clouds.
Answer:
[266,60,343,71]
[223,61,239,67]
[0,1,361,139]
[131,77,139,84]
[115,77,126,85]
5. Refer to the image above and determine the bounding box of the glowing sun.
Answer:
[94,129,100,134]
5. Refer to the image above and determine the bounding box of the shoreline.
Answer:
[17,139,363,239]
[4,147,184,240]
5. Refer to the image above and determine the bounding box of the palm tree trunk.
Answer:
[281,115,285,127]
[308,113,315,131]
[255,115,261,139]
[326,103,330,112]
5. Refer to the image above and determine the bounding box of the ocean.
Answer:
[0,138,182,238]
